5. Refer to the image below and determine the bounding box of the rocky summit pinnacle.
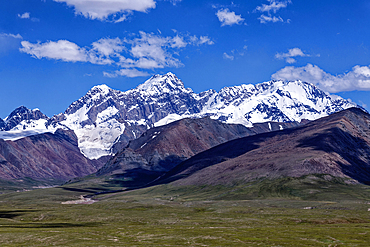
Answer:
[89,84,112,95]
[3,106,49,131]
[136,72,188,94]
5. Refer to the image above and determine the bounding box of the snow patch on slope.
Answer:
[0,119,59,141]
[154,113,188,127]
[74,119,125,159]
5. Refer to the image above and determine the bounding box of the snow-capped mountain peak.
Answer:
[0,106,55,140]
[89,84,112,95]
[136,72,189,94]
[64,84,121,117]
[4,106,49,130]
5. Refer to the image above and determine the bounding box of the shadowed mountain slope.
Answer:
[0,129,104,182]
[153,108,370,186]
[96,117,301,186]
[97,117,251,176]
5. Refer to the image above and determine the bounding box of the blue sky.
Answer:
[1,0,370,118]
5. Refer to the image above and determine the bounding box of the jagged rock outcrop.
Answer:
[0,118,5,130]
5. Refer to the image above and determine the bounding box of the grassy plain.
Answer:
[0,175,370,246]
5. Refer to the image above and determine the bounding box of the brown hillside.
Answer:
[155,108,370,186]
[96,117,300,187]
[0,129,103,181]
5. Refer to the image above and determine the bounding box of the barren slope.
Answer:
[96,117,300,186]
[155,108,370,186]
[0,129,103,181]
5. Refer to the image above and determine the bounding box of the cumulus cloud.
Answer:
[271,63,370,93]
[256,0,291,24]
[216,8,245,26]
[90,37,124,64]
[20,40,89,62]
[170,35,187,48]
[20,32,214,77]
[275,48,310,64]
[125,31,183,69]
[53,0,156,21]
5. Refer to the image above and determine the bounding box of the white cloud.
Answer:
[275,48,310,63]
[284,57,296,64]
[1,33,22,39]
[271,63,370,93]
[104,68,149,78]
[20,40,89,62]
[223,52,234,60]
[127,31,183,69]
[91,38,124,56]
[90,37,124,64]
[258,14,283,23]
[216,8,245,26]
[199,36,214,45]
[256,0,291,13]
[171,35,187,48]
[18,12,30,19]
[17,12,40,22]
[20,32,214,77]
[189,36,215,46]
[256,1,291,24]
[53,0,156,21]
[278,48,306,58]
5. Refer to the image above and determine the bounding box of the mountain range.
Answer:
[151,107,370,187]
[0,72,369,190]
[0,73,359,161]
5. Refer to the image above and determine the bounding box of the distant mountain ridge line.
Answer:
[0,72,361,159]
